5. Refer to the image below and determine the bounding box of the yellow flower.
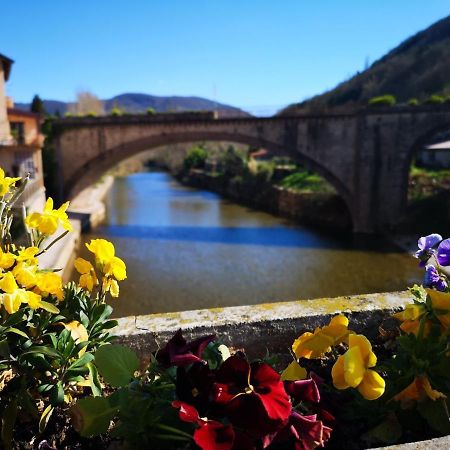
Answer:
[104,256,127,281]
[16,246,39,265]
[13,262,37,288]
[102,277,120,297]
[0,249,15,270]
[25,198,73,235]
[426,289,450,332]
[292,314,350,359]
[331,334,385,400]
[280,360,307,381]
[86,239,115,266]
[74,258,98,292]
[393,376,446,406]
[35,272,64,301]
[64,321,89,356]
[392,303,427,335]
[0,272,43,313]
[0,168,20,197]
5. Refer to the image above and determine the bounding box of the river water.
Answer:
[78,170,421,318]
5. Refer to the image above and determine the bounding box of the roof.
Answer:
[0,53,14,81]
[426,140,450,151]
[7,108,40,119]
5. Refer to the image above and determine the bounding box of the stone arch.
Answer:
[63,130,355,228]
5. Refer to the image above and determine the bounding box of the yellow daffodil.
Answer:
[393,376,446,407]
[292,314,351,359]
[332,334,385,400]
[281,360,307,381]
[0,249,15,270]
[35,272,64,301]
[64,321,89,356]
[25,198,73,235]
[0,168,20,197]
[74,257,98,292]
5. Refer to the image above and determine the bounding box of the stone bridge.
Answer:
[53,105,450,233]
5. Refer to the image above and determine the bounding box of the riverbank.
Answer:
[178,169,352,231]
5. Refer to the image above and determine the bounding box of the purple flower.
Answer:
[415,234,442,266]
[437,238,450,266]
[424,264,448,291]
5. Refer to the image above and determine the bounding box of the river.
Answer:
[78,170,421,318]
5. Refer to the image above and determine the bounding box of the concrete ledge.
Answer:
[115,290,412,360]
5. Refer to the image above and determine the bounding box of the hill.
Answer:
[282,15,450,114]
[16,93,249,117]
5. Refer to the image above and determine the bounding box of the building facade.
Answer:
[0,53,45,211]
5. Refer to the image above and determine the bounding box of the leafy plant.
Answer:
[368,94,396,106]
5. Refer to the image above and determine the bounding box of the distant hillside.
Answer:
[16,93,250,117]
[282,15,450,114]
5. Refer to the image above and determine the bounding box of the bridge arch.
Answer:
[62,130,355,228]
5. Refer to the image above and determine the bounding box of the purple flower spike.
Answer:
[437,238,450,266]
[424,264,448,291]
[415,233,442,266]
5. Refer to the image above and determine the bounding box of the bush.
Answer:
[424,94,444,104]
[368,95,396,106]
[146,107,156,115]
[110,107,122,116]
[184,145,208,170]
[86,111,97,117]
[408,98,419,106]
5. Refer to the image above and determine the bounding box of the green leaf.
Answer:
[0,339,10,358]
[87,362,102,397]
[418,398,450,435]
[70,397,117,437]
[39,405,54,433]
[362,413,402,445]
[39,301,60,314]
[6,327,28,338]
[95,344,139,387]
[67,352,94,373]
[20,346,61,359]
[50,381,64,405]
[1,399,17,450]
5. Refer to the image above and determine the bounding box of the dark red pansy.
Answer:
[156,329,215,367]
[172,401,235,450]
[270,411,333,450]
[284,378,321,404]
[212,354,291,435]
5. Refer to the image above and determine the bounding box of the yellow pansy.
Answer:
[281,360,307,381]
[331,334,385,400]
[0,168,20,197]
[74,257,98,292]
[426,289,450,332]
[64,321,89,356]
[292,314,350,359]
[25,198,73,235]
[393,376,446,407]
[35,272,64,301]
[86,239,115,266]
[0,249,15,270]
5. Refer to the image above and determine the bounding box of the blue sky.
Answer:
[1,1,449,115]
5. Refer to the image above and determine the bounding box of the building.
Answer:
[0,53,45,211]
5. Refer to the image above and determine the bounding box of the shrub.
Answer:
[86,111,97,117]
[408,98,419,106]
[368,95,396,106]
[183,145,208,170]
[424,94,444,104]
[146,107,156,115]
[110,107,122,116]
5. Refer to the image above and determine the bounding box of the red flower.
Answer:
[172,400,235,450]
[284,379,321,404]
[212,354,291,435]
[270,411,333,450]
[156,329,215,367]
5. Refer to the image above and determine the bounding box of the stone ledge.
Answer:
[115,290,412,361]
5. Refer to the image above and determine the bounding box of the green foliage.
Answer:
[86,111,97,117]
[279,170,334,193]
[424,94,444,104]
[408,98,419,106]
[94,344,139,387]
[221,145,247,177]
[368,95,396,106]
[183,145,208,170]
[147,107,156,114]
[110,107,122,116]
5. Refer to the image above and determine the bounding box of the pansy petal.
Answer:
[357,369,385,400]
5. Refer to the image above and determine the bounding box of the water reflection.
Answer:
[78,171,421,318]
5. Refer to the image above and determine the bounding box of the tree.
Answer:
[69,91,104,116]
[30,94,45,114]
